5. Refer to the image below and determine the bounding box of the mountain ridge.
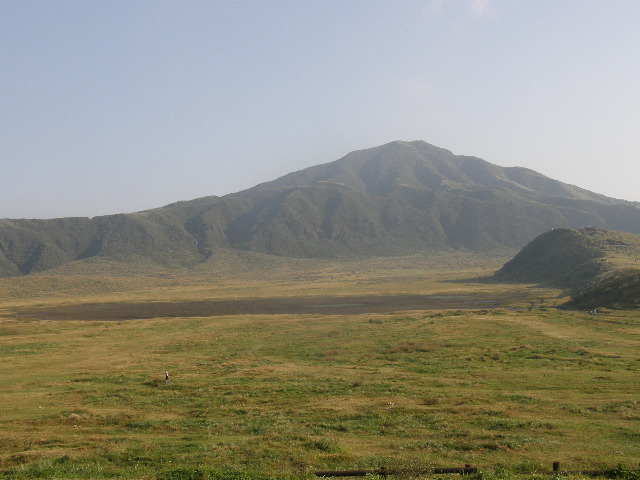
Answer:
[2,140,639,277]
[234,141,620,203]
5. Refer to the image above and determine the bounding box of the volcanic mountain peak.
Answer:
[236,140,616,204]
[1,140,638,276]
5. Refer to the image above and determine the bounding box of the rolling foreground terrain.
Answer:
[2,140,640,277]
[1,247,640,479]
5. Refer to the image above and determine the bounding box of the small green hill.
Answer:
[495,227,640,308]
[494,228,608,288]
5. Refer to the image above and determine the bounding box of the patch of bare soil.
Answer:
[17,293,525,321]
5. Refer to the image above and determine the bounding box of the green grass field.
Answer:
[1,252,639,479]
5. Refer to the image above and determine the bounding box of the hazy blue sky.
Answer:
[2,0,639,219]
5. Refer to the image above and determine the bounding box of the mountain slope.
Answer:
[570,269,640,309]
[493,228,609,288]
[1,140,640,277]
[494,227,640,309]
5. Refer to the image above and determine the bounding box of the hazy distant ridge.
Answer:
[1,140,639,277]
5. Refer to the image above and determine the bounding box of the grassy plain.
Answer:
[1,251,639,479]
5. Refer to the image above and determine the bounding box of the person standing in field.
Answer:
[165,371,171,384]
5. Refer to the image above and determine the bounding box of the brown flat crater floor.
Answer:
[17,293,525,321]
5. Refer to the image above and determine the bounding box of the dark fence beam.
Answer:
[316,466,478,477]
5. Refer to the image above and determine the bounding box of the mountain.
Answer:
[494,227,640,309]
[2,140,640,277]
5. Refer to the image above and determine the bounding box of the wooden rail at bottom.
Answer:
[315,465,478,477]
[523,461,633,476]
[317,462,639,477]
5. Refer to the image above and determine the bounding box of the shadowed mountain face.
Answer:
[2,140,640,276]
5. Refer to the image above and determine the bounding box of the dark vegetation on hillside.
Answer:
[2,140,640,277]
[569,269,640,309]
[495,227,640,309]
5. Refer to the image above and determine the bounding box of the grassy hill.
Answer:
[569,268,640,309]
[495,227,640,309]
[2,140,640,277]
